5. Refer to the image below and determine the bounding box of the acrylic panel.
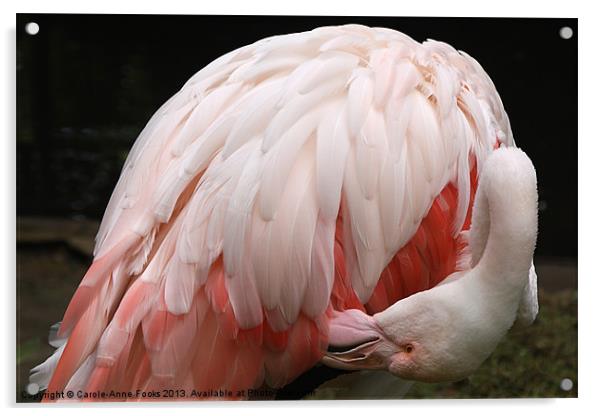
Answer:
[16,14,577,402]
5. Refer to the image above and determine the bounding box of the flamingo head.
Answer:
[322,148,539,383]
[322,275,508,383]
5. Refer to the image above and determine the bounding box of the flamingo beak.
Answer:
[322,336,398,370]
[321,309,399,371]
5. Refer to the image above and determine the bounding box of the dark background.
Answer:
[16,14,577,258]
[16,14,577,400]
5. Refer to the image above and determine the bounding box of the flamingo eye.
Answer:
[403,344,414,354]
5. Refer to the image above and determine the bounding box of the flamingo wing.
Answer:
[33,24,513,400]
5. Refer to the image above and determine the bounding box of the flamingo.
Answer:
[29,24,539,400]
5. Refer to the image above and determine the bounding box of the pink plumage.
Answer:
[30,24,540,400]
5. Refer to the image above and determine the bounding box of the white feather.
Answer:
[165,260,197,315]
[346,68,374,137]
[258,109,321,221]
[343,145,387,302]
[434,63,455,116]
[355,108,385,200]
[219,143,267,327]
[225,254,264,329]
[29,343,66,390]
[170,82,245,157]
[124,100,197,203]
[222,78,284,159]
[276,57,323,108]
[391,59,422,100]
[384,98,411,163]
[180,111,239,177]
[302,215,336,317]
[460,87,489,146]
[372,43,405,108]
[379,148,407,252]
[228,53,300,84]
[281,142,318,323]
[407,91,446,192]
[296,51,359,95]
[320,33,370,54]
[262,77,344,153]
[316,104,350,220]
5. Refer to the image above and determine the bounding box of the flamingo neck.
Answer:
[324,148,539,383]
[469,147,538,301]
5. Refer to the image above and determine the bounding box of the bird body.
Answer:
[324,148,538,382]
[30,24,538,400]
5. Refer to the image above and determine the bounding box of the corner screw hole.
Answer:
[559,26,573,40]
[25,22,39,36]
[560,378,573,391]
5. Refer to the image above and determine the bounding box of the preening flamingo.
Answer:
[30,24,539,400]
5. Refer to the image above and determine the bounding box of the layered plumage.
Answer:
[30,24,533,401]
[323,147,538,382]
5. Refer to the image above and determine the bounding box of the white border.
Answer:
[3,0,583,17]
[2,0,600,414]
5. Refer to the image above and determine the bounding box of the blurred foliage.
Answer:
[16,243,90,401]
[17,338,40,366]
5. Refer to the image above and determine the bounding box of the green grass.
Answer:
[17,338,41,366]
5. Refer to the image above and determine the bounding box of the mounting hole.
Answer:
[559,26,573,40]
[25,382,40,395]
[560,378,573,391]
[25,22,40,35]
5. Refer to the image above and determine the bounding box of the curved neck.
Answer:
[470,148,538,290]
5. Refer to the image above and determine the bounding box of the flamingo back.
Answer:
[32,24,513,400]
